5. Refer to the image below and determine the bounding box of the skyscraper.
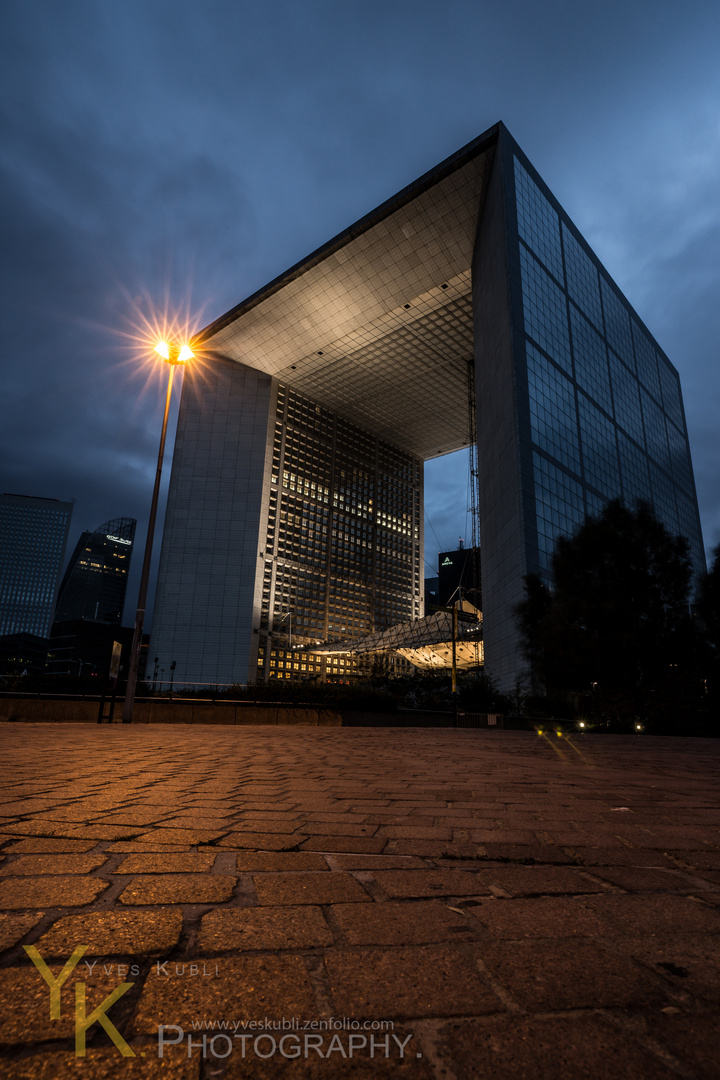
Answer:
[54,517,136,625]
[0,493,73,637]
[151,122,705,690]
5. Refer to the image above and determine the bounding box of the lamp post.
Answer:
[122,340,193,723]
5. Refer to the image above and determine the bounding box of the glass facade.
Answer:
[0,493,73,637]
[512,156,705,577]
[257,383,422,683]
[54,517,136,625]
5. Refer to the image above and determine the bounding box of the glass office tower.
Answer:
[0,493,73,637]
[151,122,704,690]
[54,517,136,625]
[510,153,704,581]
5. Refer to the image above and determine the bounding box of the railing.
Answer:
[456,712,504,728]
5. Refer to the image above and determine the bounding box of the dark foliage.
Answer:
[516,500,714,733]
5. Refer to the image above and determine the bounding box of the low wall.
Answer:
[0,697,342,726]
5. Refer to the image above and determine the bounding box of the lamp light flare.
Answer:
[154,340,194,363]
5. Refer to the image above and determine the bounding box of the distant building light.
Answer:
[107,535,132,544]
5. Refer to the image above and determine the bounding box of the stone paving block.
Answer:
[1,821,63,837]
[325,944,501,1018]
[469,829,541,844]
[299,836,386,854]
[55,825,143,841]
[480,939,672,1010]
[583,893,720,934]
[218,832,307,850]
[300,821,379,837]
[296,811,369,824]
[132,955,317,1033]
[113,853,216,874]
[33,807,105,822]
[253,872,371,906]
[0,966,125,1043]
[380,836,447,854]
[198,905,333,950]
[331,900,478,946]
[672,851,720,870]
[481,843,571,864]
[480,865,606,897]
[96,810,180,826]
[624,933,720,1004]
[376,825,453,841]
[645,1011,720,1080]
[540,831,628,847]
[331,855,427,870]
[119,874,236,905]
[0,853,108,876]
[106,841,195,853]
[437,1014,679,1080]
[468,895,615,939]
[0,875,108,909]
[222,1038,431,1078]
[365,814,435,826]
[568,846,679,867]
[235,852,328,872]
[229,819,303,834]
[588,866,705,891]
[1,1047,200,1079]
[371,869,489,899]
[1,838,98,854]
[31,908,183,957]
[0,800,65,815]
[0,911,45,950]
[136,827,228,845]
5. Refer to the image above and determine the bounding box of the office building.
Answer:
[54,517,136,625]
[151,122,704,690]
[437,546,482,609]
[0,493,73,637]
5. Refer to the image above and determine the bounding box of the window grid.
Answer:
[533,452,586,572]
[526,342,581,473]
[569,304,613,415]
[608,349,644,444]
[514,157,564,283]
[640,387,671,474]
[519,244,572,374]
[600,276,635,370]
[649,462,679,535]
[617,431,651,505]
[632,323,662,402]
[562,223,603,330]
[657,358,685,431]
[578,394,622,498]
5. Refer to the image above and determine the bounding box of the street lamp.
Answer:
[122,340,193,723]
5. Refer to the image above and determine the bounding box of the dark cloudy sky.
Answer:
[2,0,719,625]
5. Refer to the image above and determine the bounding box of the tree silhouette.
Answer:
[517,500,701,727]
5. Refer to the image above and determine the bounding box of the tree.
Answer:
[516,500,700,728]
[695,543,720,710]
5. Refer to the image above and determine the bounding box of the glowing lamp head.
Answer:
[154,341,194,364]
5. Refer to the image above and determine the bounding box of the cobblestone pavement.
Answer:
[0,723,719,1079]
